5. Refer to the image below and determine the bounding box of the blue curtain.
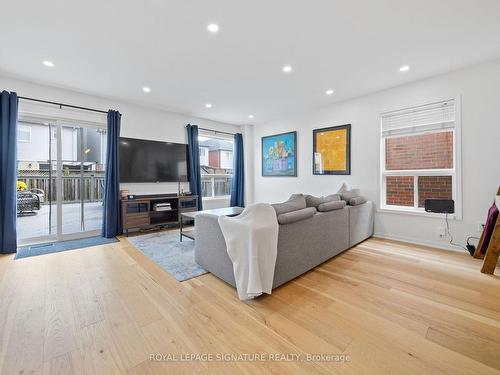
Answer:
[0,91,18,254]
[102,110,122,238]
[230,133,244,207]
[186,124,203,210]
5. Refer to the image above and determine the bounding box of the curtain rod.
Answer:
[197,126,235,136]
[18,96,109,115]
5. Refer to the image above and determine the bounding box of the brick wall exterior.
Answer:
[417,176,453,207]
[385,131,453,170]
[386,176,414,206]
[208,150,220,168]
[386,175,452,207]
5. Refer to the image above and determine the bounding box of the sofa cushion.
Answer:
[272,194,306,215]
[348,196,367,206]
[338,184,361,201]
[277,207,317,225]
[305,194,341,208]
[318,200,346,212]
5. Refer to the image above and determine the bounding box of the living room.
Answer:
[1,1,500,374]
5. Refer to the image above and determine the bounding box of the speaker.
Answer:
[424,199,454,214]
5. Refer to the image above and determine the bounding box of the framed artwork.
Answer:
[262,131,297,177]
[313,124,351,175]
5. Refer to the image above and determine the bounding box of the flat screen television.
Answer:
[119,137,189,183]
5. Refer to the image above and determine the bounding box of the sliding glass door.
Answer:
[59,124,107,236]
[16,120,57,243]
[17,118,107,245]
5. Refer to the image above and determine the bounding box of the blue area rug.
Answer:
[15,236,118,259]
[126,231,207,282]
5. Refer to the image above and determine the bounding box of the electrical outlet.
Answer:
[437,226,446,238]
[477,222,485,232]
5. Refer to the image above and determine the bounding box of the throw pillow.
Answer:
[272,194,307,215]
[348,196,367,206]
[277,207,317,225]
[317,200,346,212]
[305,194,341,208]
[337,183,361,201]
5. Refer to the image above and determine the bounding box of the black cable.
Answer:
[465,235,481,256]
[466,236,480,244]
[445,213,468,251]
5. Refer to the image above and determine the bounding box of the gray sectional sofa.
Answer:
[194,193,374,289]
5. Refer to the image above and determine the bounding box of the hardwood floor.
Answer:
[1,235,499,374]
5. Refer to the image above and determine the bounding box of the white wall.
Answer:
[252,60,500,250]
[242,124,255,205]
[1,75,243,208]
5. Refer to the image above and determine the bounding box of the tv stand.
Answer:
[121,194,198,236]
[129,193,178,199]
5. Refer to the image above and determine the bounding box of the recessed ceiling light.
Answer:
[399,65,410,72]
[282,65,293,73]
[248,114,254,119]
[325,89,334,96]
[207,24,219,33]
[205,103,212,108]
[43,60,54,68]
[142,87,151,93]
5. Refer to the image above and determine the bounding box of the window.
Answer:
[18,125,31,142]
[199,146,209,166]
[380,98,461,216]
[220,150,233,169]
[198,133,234,198]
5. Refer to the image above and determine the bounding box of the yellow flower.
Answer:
[17,181,28,191]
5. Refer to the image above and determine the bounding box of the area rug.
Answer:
[126,231,208,281]
[15,236,118,259]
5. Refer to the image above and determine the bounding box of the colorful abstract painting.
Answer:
[313,124,351,175]
[262,131,297,177]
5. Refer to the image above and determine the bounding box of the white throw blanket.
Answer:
[218,203,279,300]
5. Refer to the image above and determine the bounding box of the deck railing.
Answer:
[201,174,232,198]
[18,172,231,203]
[17,170,105,204]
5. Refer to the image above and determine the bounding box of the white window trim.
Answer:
[378,96,462,219]
[18,125,32,142]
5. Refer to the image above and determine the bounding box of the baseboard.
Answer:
[373,232,466,254]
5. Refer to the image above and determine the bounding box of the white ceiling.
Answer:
[1,0,500,125]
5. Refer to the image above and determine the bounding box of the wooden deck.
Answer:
[17,202,103,242]
[0,235,499,374]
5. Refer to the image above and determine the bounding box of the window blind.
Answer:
[381,99,455,137]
